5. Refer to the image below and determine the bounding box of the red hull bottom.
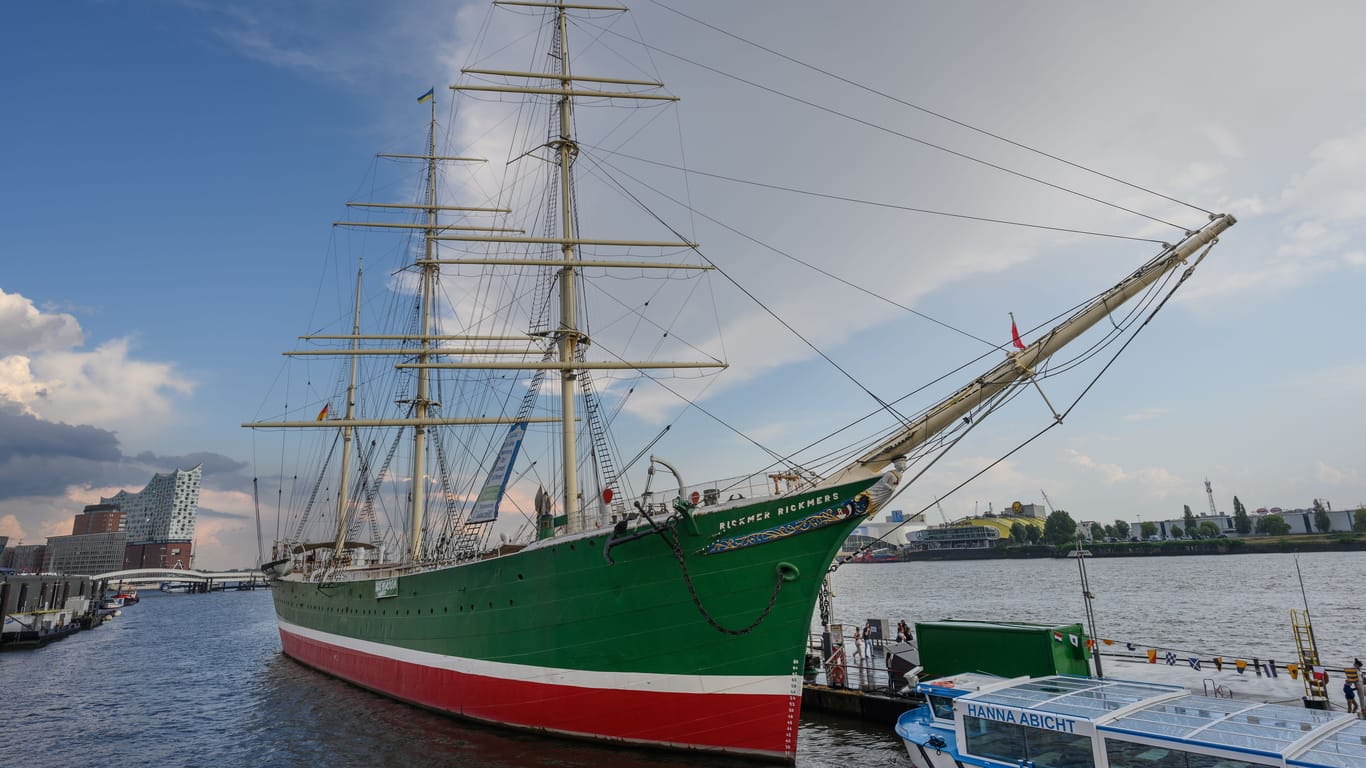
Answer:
[280,628,801,761]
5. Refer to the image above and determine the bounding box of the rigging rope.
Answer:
[583,151,915,431]
[595,25,1191,231]
[591,147,1170,245]
[647,0,1215,218]
[834,241,1219,567]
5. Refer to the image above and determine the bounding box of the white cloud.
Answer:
[1198,122,1245,160]
[1130,466,1185,498]
[1281,128,1366,222]
[0,288,194,447]
[17,338,194,433]
[1316,462,1362,487]
[1066,449,1185,498]
[1176,126,1366,303]
[0,287,82,355]
[1290,362,1366,398]
[1068,449,1128,484]
[0,513,24,540]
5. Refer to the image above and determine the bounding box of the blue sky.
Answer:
[2,1,1364,569]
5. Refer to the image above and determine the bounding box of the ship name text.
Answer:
[964,703,1078,734]
[714,492,840,533]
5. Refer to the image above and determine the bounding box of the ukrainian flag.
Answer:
[417,88,435,104]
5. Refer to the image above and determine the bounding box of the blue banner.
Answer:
[467,423,527,523]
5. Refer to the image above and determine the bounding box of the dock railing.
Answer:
[806,631,914,696]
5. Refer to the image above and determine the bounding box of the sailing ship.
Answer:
[245,1,1234,761]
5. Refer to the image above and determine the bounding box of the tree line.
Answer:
[1006,496,1366,546]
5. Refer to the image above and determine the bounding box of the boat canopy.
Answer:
[968,675,1185,720]
[1288,718,1366,768]
[955,675,1364,767]
[1100,695,1342,760]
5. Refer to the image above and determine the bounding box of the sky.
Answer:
[2,1,1364,570]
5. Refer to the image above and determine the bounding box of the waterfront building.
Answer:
[910,525,1001,550]
[999,501,1046,519]
[2,544,48,574]
[123,539,193,570]
[852,509,926,544]
[43,532,127,575]
[1265,507,1356,534]
[1145,507,1355,538]
[102,464,202,543]
[72,503,125,535]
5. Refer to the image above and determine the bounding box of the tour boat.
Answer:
[898,674,1365,768]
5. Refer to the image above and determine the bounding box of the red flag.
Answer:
[316,403,329,421]
[1010,316,1026,350]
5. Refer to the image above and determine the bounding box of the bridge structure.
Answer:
[93,568,268,590]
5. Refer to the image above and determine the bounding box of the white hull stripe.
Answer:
[278,617,793,697]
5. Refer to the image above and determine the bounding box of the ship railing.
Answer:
[659,471,824,510]
[805,632,913,696]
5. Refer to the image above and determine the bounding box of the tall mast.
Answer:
[332,263,364,557]
[823,213,1236,487]
[403,0,721,541]
[553,6,582,533]
[410,97,438,560]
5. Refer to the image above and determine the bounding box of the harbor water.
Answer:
[3,552,1358,767]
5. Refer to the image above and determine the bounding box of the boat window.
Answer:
[1026,725,1096,768]
[965,715,1096,768]
[1104,739,1267,768]
[928,695,954,720]
[964,715,1026,763]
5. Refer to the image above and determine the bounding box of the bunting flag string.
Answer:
[1079,633,1355,681]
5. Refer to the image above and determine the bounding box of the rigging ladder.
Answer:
[1290,608,1327,701]
[580,367,628,520]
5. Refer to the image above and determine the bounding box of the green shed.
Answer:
[915,619,1092,678]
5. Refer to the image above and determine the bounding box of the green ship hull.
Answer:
[273,478,879,761]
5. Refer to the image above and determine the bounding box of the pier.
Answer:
[3,568,267,649]
[1,573,103,649]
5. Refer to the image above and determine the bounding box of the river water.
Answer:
[3,552,1358,768]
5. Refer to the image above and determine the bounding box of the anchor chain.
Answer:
[628,500,786,636]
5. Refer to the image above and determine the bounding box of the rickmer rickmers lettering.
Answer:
[715,491,846,532]
[243,0,1232,763]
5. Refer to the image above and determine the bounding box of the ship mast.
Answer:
[409,97,439,560]
[248,3,726,555]
[552,6,582,533]
[332,263,364,558]
[432,0,721,535]
[822,213,1236,488]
